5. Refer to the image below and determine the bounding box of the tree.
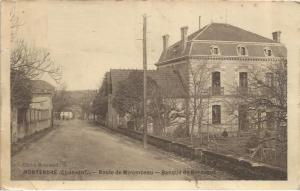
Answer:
[11,40,61,82]
[52,84,72,118]
[80,90,97,120]
[112,71,159,131]
[231,60,286,131]
[10,11,61,110]
[188,63,211,146]
[147,81,167,135]
[92,73,109,121]
[10,69,32,109]
[92,93,108,120]
[225,59,287,161]
[11,40,61,109]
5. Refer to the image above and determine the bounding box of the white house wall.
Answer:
[187,57,283,136]
[11,93,54,143]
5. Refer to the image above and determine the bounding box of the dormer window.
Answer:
[237,45,248,56]
[210,45,220,55]
[264,47,272,57]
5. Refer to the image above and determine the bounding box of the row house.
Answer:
[156,22,287,135]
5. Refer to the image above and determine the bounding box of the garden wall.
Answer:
[102,124,287,180]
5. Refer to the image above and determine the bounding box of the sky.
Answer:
[14,0,300,90]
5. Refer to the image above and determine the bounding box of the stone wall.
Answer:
[11,107,52,143]
[102,124,287,180]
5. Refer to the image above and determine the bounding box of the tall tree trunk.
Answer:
[191,97,197,146]
[185,98,190,137]
[198,99,203,145]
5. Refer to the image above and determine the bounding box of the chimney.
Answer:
[199,16,201,29]
[272,31,281,42]
[181,26,188,50]
[162,34,169,52]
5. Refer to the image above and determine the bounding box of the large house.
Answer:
[156,22,287,135]
[106,22,287,137]
[11,80,55,143]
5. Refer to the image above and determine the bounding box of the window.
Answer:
[239,72,248,87]
[212,72,221,87]
[211,72,221,95]
[212,105,221,124]
[264,47,272,57]
[265,72,274,87]
[237,45,247,56]
[210,45,220,55]
[213,47,219,55]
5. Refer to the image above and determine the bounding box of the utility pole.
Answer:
[143,14,148,149]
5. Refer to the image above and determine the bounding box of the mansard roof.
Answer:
[157,23,287,65]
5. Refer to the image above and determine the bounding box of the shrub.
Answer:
[172,124,188,138]
[246,134,260,149]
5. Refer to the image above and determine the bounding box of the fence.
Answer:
[11,107,52,143]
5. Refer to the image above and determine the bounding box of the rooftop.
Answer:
[31,80,55,94]
[191,23,276,43]
[158,23,287,64]
[109,68,187,98]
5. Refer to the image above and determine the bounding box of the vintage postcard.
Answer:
[0,0,300,189]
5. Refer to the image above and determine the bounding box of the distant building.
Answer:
[60,111,74,120]
[11,80,55,143]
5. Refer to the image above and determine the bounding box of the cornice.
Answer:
[189,55,286,62]
[187,40,285,47]
[156,55,286,66]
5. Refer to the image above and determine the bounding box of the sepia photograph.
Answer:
[1,0,300,189]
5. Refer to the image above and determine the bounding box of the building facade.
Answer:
[11,80,55,143]
[156,23,287,136]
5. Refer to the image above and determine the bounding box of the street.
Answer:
[11,119,236,180]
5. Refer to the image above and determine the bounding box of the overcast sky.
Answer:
[15,1,300,90]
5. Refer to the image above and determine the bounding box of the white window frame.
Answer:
[210,45,221,56]
[237,45,248,56]
[264,47,273,57]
